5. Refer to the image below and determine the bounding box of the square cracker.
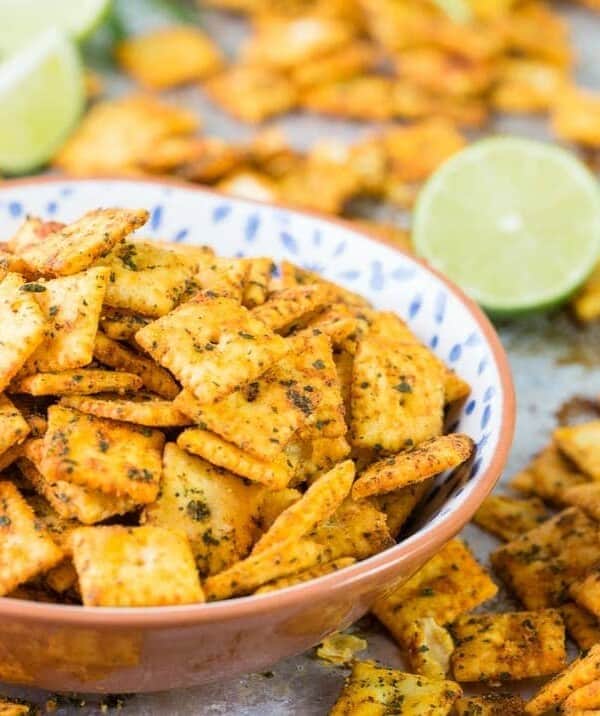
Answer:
[177,428,299,490]
[252,285,335,333]
[491,507,600,609]
[20,267,108,373]
[280,260,370,309]
[242,258,274,309]
[454,694,527,716]
[135,291,289,405]
[99,307,150,341]
[472,494,548,542]
[0,395,29,458]
[255,557,356,595]
[7,216,65,255]
[70,525,204,606]
[97,241,201,318]
[116,26,223,89]
[0,481,64,596]
[93,332,179,400]
[555,421,600,480]
[404,617,454,680]
[350,318,445,451]
[372,539,497,645]
[60,393,190,427]
[563,482,600,521]
[329,660,461,716]
[20,208,148,277]
[450,610,566,682]
[570,567,600,619]
[18,444,136,525]
[564,680,600,711]
[0,273,46,391]
[561,603,600,651]
[143,443,263,577]
[10,369,142,396]
[526,643,600,715]
[41,405,165,504]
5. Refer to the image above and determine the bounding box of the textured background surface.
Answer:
[3,5,600,713]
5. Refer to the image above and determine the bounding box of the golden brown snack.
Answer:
[561,603,600,651]
[0,395,29,459]
[472,494,548,541]
[454,693,527,716]
[60,393,190,427]
[10,370,143,396]
[404,617,454,680]
[555,421,600,480]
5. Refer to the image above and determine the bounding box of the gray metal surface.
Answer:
[3,5,600,714]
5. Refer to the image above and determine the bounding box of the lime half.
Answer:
[413,137,600,315]
[0,0,111,55]
[0,29,84,174]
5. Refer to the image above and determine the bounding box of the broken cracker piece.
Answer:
[473,494,548,542]
[564,680,600,712]
[405,617,454,680]
[555,422,600,481]
[255,557,355,594]
[0,395,29,459]
[10,370,143,396]
[454,693,527,716]
[60,393,190,427]
[316,632,367,665]
[252,285,335,333]
[561,603,600,651]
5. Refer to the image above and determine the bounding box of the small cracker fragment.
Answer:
[491,508,600,610]
[45,559,79,595]
[252,285,335,333]
[565,680,600,711]
[258,488,301,530]
[178,136,245,183]
[353,434,474,499]
[21,267,108,373]
[70,525,204,606]
[18,445,136,525]
[405,617,454,680]
[42,405,164,503]
[253,460,354,554]
[510,443,589,505]
[293,304,358,349]
[561,603,600,651]
[454,693,527,716]
[7,216,66,255]
[204,65,297,123]
[116,26,223,89]
[10,370,143,396]
[374,480,431,538]
[309,496,393,561]
[0,273,46,391]
[60,393,190,427]
[242,258,274,309]
[330,660,461,716]
[98,241,201,318]
[555,422,600,480]
[143,443,264,577]
[135,291,289,405]
[573,264,600,323]
[177,428,299,489]
[450,610,566,683]
[372,539,498,644]
[279,260,370,309]
[315,632,367,665]
[296,435,351,483]
[472,494,548,542]
[204,537,325,600]
[443,369,471,404]
[526,643,600,715]
[20,208,148,277]
[99,307,150,341]
[570,568,600,619]
[492,59,567,113]
[93,331,179,400]
[350,316,445,451]
[255,557,355,594]
[0,395,29,458]
[0,481,64,596]
[300,75,396,121]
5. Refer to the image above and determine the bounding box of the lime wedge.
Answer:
[0,29,84,174]
[413,137,600,315]
[0,0,111,55]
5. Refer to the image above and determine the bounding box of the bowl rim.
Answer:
[0,175,516,627]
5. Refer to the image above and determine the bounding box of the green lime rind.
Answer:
[413,137,600,316]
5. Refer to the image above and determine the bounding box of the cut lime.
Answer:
[413,137,600,315]
[0,29,84,174]
[0,0,111,55]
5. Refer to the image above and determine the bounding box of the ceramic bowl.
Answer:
[0,177,515,693]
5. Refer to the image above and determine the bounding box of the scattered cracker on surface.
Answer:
[10,370,143,396]
[353,434,474,499]
[561,603,600,651]
[454,693,527,716]
[70,525,204,606]
[570,567,600,619]
[405,617,454,680]
[555,421,600,480]
[315,632,367,665]
[472,494,548,541]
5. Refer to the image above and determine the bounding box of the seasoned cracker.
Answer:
[443,369,471,404]
[45,559,79,595]
[99,307,150,341]
[290,41,378,89]
[217,171,280,204]
[564,483,600,522]
[70,525,204,606]
[258,488,301,529]
[491,508,600,609]
[93,331,179,400]
[570,567,600,619]
[196,257,247,302]
[21,267,108,373]
[116,26,223,89]
[26,494,80,550]
[294,304,358,349]
[374,480,431,538]
[573,264,600,323]
[204,537,325,600]
[451,610,566,682]
[309,496,393,561]
[255,557,355,594]
[492,58,567,113]
[253,460,354,553]
[372,539,498,644]
[60,393,190,427]
[526,643,600,715]
[561,603,600,651]
[555,422,600,480]
[315,632,367,665]
[473,494,548,542]
[279,260,370,309]
[0,481,64,596]
[178,136,245,183]
[405,617,454,680]
[7,216,66,255]
[353,434,474,499]
[20,209,148,277]
[42,405,164,503]
[454,693,527,716]
[177,428,299,489]
[296,435,351,482]
[330,660,461,716]
[564,680,600,711]
[10,370,143,396]
[242,257,274,309]
[136,291,289,404]
[0,699,33,716]
[252,285,334,333]
[301,75,396,121]
[0,395,29,458]
[0,273,46,391]
[143,443,264,576]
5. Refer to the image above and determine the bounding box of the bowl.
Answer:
[0,177,515,693]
